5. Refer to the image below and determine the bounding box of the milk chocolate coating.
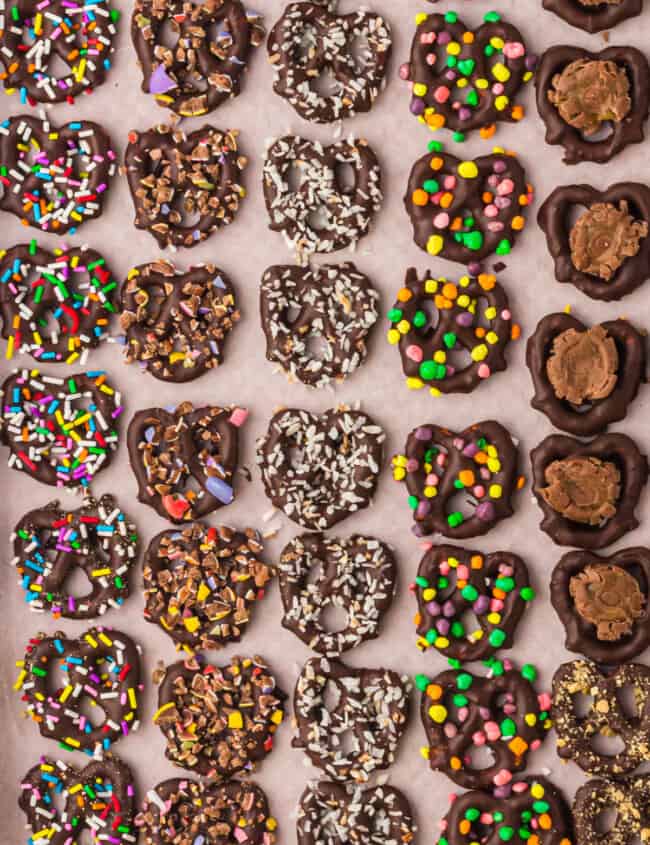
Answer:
[536,46,649,165]
[552,659,650,776]
[527,313,646,435]
[531,433,648,549]
[538,183,650,300]
[551,547,650,663]
[542,0,642,33]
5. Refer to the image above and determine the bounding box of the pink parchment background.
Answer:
[3,1,650,842]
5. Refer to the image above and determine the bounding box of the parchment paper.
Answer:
[3,1,650,842]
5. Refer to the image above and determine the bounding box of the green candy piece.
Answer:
[521,812,533,823]
[413,310,427,327]
[444,11,458,22]
[420,360,438,380]
[415,576,429,588]
[496,239,512,255]
[443,332,457,348]
[461,584,478,602]
[489,629,506,647]
[520,586,535,601]
[484,44,495,57]
[448,511,464,527]
[499,828,514,842]
[465,808,481,821]
[533,801,550,814]
[447,55,458,68]
[457,672,473,690]
[454,479,464,490]
[415,674,431,691]
[451,621,465,638]
[424,179,439,193]
[387,308,402,323]
[466,89,479,106]
[500,717,517,737]
[522,664,538,681]
[428,140,443,153]
[457,58,476,76]
[438,576,449,589]
[453,693,468,707]
[452,132,465,143]
[519,829,531,840]
[408,495,419,510]
[484,11,502,22]
[426,629,437,644]
[495,576,515,592]
[493,812,504,823]
[463,231,484,251]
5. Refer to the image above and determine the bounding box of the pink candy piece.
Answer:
[538,692,552,711]
[484,204,499,218]
[497,178,515,196]
[407,458,419,472]
[443,175,457,190]
[435,85,450,102]
[234,828,249,843]
[434,212,450,229]
[493,769,513,787]
[472,730,486,746]
[492,82,505,95]
[406,344,423,362]
[503,41,525,60]
[473,485,485,498]
[512,781,528,793]
[422,31,437,44]
[444,722,458,738]
[426,473,439,486]
[530,739,542,751]
[502,309,511,320]
[485,721,500,741]
[478,363,491,379]
[481,813,494,825]
[437,453,447,467]
[399,63,410,80]
[456,564,470,581]
[229,407,248,427]
[440,560,451,575]
[457,706,469,722]
[490,598,504,612]
[503,703,517,716]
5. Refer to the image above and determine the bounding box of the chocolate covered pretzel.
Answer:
[124,124,247,249]
[401,10,536,136]
[297,781,415,845]
[293,656,411,782]
[256,406,385,531]
[388,267,516,395]
[260,262,379,388]
[119,259,240,382]
[143,522,273,652]
[0,242,117,363]
[552,659,650,776]
[16,626,142,754]
[531,432,648,549]
[551,547,650,663]
[527,313,646,435]
[393,420,521,538]
[538,183,650,301]
[127,402,245,523]
[418,661,551,790]
[413,544,535,662]
[437,777,573,845]
[573,775,650,845]
[137,778,277,845]
[12,494,138,619]
[262,135,382,261]
[279,532,396,656]
[267,0,391,123]
[131,0,264,117]
[154,654,286,777]
[0,114,116,234]
[536,46,650,165]
[0,367,122,488]
[19,756,136,845]
[405,145,533,263]
[0,0,119,104]
[542,0,643,34]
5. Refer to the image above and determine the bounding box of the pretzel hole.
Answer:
[336,729,357,754]
[474,297,495,331]
[47,785,68,816]
[320,603,348,633]
[446,490,479,522]
[615,684,641,722]
[415,299,440,335]
[370,807,392,838]
[43,53,73,80]
[46,659,70,697]
[286,163,303,193]
[313,68,342,97]
[425,443,449,480]
[60,566,94,599]
[594,806,618,835]
[334,162,357,194]
[305,334,332,362]
[458,609,483,641]
[349,35,373,74]
[306,558,325,586]
[292,24,319,66]
[307,207,331,232]
[288,446,306,470]
[77,830,97,845]
[284,303,302,324]
[572,692,595,719]
[78,695,107,728]
[466,744,496,771]
[590,732,625,757]
[323,679,341,710]
[168,194,203,229]
[154,19,180,49]
[445,346,474,374]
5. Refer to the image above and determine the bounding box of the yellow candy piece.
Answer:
[427,234,444,255]
[458,161,479,179]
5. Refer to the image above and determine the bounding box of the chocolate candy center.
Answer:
[549,59,631,135]
[570,563,644,640]
[539,456,620,525]
[570,201,648,280]
[546,325,618,405]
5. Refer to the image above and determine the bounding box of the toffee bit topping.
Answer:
[548,58,631,135]
[546,325,618,405]
[539,456,620,525]
[570,563,645,640]
[570,201,648,280]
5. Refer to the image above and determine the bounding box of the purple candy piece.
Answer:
[436,618,450,635]
[473,595,490,614]
[411,98,425,116]
[476,502,496,521]
[462,442,478,458]
[415,426,433,441]
[416,500,431,518]
[205,475,234,504]
[149,64,177,94]
[493,160,507,173]
[456,311,474,327]
[427,600,441,616]
[443,600,455,618]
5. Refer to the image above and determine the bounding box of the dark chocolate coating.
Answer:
[414,544,533,662]
[127,403,241,524]
[124,124,247,249]
[19,756,136,845]
[536,46,649,165]
[542,0,642,34]
[552,659,650,776]
[530,432,648,549]
[260,262,379,388]
[297,781,415,845]
[420,666,550,789]
[12,495,138,619]
[551,547,650,663]
[143,522,273,651]
[17,627,141,754]
[268,2,391,123]
[391,267,513,394]
[155,654,286,778]
[538,183,650,301]
[120,260,240,382]
[136,778,276,845]
[256,407,384,531]
[438,777,573,845]
[262,135,382,260]
[292,656,411,782]
[573,774,650,845]
[527,313,646,435]
[405,13,531,133]
[278,532,396,656]
[131,0,264,117]
[404,149,530,264]
[0,115,115,234]
[398,420,520,539]
[0,243,117,361]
